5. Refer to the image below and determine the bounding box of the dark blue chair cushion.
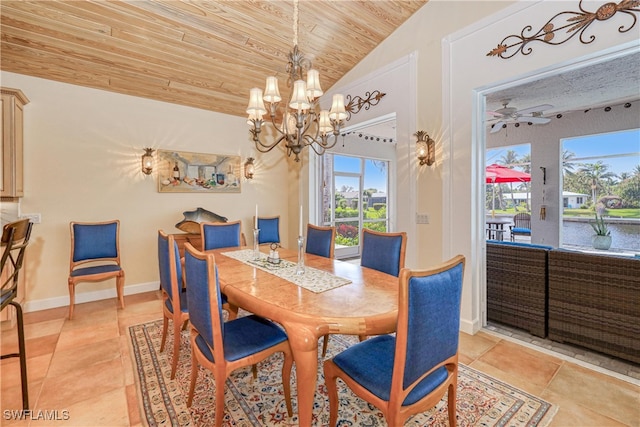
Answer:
[511,227,531,234]
[70,264,122,277]
[332,335,449,405]
[202,223,241,250]
[257,217,280,244]
[195,314,288,362]
[157,234,183,300]
[360,232,404,277]
[164,290,188,314]
[306,227,332,258]
[404,264,463,388]
[72,222,118,262]
[185,251,223,349]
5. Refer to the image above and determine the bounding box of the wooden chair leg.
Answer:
[117,273,125,309]
[321,335,329,357]
[68,281,75,320]
[187,351,198,407]
[281,350,293,417]
[160,316,169,352]
[447,381,457,427]
[171,320,181,379]
[214,373,226,426]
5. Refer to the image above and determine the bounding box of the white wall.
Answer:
[444,0,640,333]
[1,72,289,311]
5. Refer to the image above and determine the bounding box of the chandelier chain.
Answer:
[293,0,298,47]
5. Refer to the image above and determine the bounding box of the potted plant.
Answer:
[590,214,611,250]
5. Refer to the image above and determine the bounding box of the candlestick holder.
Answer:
[295,235,305,275]
[253,228,260,260]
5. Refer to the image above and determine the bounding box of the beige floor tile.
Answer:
[458,330,500,361]
[119,335,135,386]
[0,379,43,414]
[124,291,162,305]
[117,299,162,319]
[47,337,121,378]
[23,319,65,340]
[117,311,162,336]
[545,363,640,426]
[476,340,562,388]
[37,358,124,410]
[61,308,118,332]
[467,359,548,396]
[30,388,129,426]
[23,307,68,325]
[126,383,142,426]
[1,352,52,389]
[54,322,119,351]
[543,389,630,427]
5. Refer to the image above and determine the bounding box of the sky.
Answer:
[487,128,640,175]
[333,155,388,193]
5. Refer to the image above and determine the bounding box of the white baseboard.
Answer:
[460,317,480,335]
[23,281,160,313]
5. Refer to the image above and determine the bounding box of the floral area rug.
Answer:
[128,319,556,426]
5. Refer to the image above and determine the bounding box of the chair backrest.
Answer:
[392,255,465,402]
[69,220,120,270]
[157,230,183,305]
[256,216,280,244]
[184,243,225,358]
[305,224,335,258]
[201,220,242,250]
[1,218,32,294]
[360,229,407,277]
[513,213,531,229]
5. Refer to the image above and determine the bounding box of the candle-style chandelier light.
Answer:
[245,0,347,162]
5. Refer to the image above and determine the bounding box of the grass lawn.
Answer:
[488,208,640,219]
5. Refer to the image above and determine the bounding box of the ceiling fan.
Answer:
[487,100,553,133]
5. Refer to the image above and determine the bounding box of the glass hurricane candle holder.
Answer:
[296,235,305,275]
[253,228,260,260]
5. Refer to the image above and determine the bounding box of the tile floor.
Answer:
[1,291,639,426]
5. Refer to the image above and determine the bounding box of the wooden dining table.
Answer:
[208,246,399,426]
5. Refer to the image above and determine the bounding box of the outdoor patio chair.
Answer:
[510,213,531,241]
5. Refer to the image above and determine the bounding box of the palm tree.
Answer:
[577,161,617,206]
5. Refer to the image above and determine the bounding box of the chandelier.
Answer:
[245,0,347,162]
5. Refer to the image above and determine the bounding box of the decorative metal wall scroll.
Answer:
[344,90,386,120]
[487,0,640,59]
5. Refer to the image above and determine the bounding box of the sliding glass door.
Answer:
[322,154,389,259]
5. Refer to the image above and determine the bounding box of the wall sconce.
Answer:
[244,157,255,179]
[414,131,435,166]
[141,148,154,175]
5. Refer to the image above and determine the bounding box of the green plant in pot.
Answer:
[590,214,611,250]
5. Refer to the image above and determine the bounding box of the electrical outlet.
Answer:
[21,213,41,224]
[416,213,429,224]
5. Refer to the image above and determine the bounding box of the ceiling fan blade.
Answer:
[516,104,553,115]
[490,121,505,133]
[486,111,504,117]
[516,116,551,124]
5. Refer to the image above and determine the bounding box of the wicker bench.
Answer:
[548,250,640,364]
[486,241,552,338]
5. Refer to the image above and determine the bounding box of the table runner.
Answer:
[221,249,351,293]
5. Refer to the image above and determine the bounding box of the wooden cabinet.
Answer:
[170,233,203,258]
[1,87,29,199]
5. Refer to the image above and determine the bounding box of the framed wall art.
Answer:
[157,149,241,193]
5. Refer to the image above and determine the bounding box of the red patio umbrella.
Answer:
[485,164,531,183]
[486,164,531,216]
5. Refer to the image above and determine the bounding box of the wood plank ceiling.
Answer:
[0,0,426,117]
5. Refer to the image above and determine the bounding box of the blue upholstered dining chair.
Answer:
[1,218,33,410]
[256,216,280,245]
[360,228,407,277]
[305,224,336,258]
[68,220,125,319]
[201,220,243,250]
[183,243,293,425]
[157,230,192,379]
[324,255,466,426]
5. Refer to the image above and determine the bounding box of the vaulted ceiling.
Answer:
[0,0,426,117]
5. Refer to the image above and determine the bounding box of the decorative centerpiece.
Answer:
[590,214,611,250]
[267,242,281,264]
